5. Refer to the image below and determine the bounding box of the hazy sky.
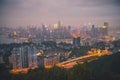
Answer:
[0,0,120,27]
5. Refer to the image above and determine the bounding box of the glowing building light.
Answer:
[54,24,58,29]
[36,52,42,56]
[50,30,52,33]
[112,37,116,41]
[13,31,17,36]
[101,26,107,28]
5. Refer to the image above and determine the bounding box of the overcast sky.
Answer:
[0,0,120,27]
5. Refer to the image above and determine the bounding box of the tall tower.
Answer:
[21,46,29,68]
[103,22,109,36]
[58,21,61,28]
[11,45,38,69]
[91,25,95,37]
[57,20,63,38]
[73,37,81,46]
[28,45,38,68]
[104,22,109,27]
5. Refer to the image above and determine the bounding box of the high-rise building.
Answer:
[81,38,92,46]
[10,45,38,69]
[58,21,61,29]
[82,25,88,35]
[68,25,71,31]
[73,37,81,46]
[28,45,38,68]
[0,55,4,63]
[91,25,96,37]
[37,54,60,67]
[22,46,29,68]
[44,55,59,67]
[104,22,109,35]
[99,22,109,36]
[104,22,109,27]
[90,25,100,37]
[11,47,23,68]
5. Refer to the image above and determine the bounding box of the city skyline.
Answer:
[0,0,120,28]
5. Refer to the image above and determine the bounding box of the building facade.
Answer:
[10,45,38,69]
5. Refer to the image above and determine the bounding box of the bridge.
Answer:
[56,52,111,68]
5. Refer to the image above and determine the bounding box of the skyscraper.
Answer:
[104,22,109,35]
[104,22,109,27]
[11,47,23,69]
[28,45,38,68]
[99,22,109,36]
[37,54,60,68]
[73,37,81,46]
[10,45,38,69]
[58,20,61,29]
[91,25,99,37]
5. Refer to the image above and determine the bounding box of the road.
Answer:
[56,53,111,68]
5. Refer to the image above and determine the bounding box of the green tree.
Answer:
[0,63,12,80]
[68,64,93,80]
[47,66,67,80]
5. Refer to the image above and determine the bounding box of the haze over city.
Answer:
[0,0,120,28]
[1,0,120,80]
